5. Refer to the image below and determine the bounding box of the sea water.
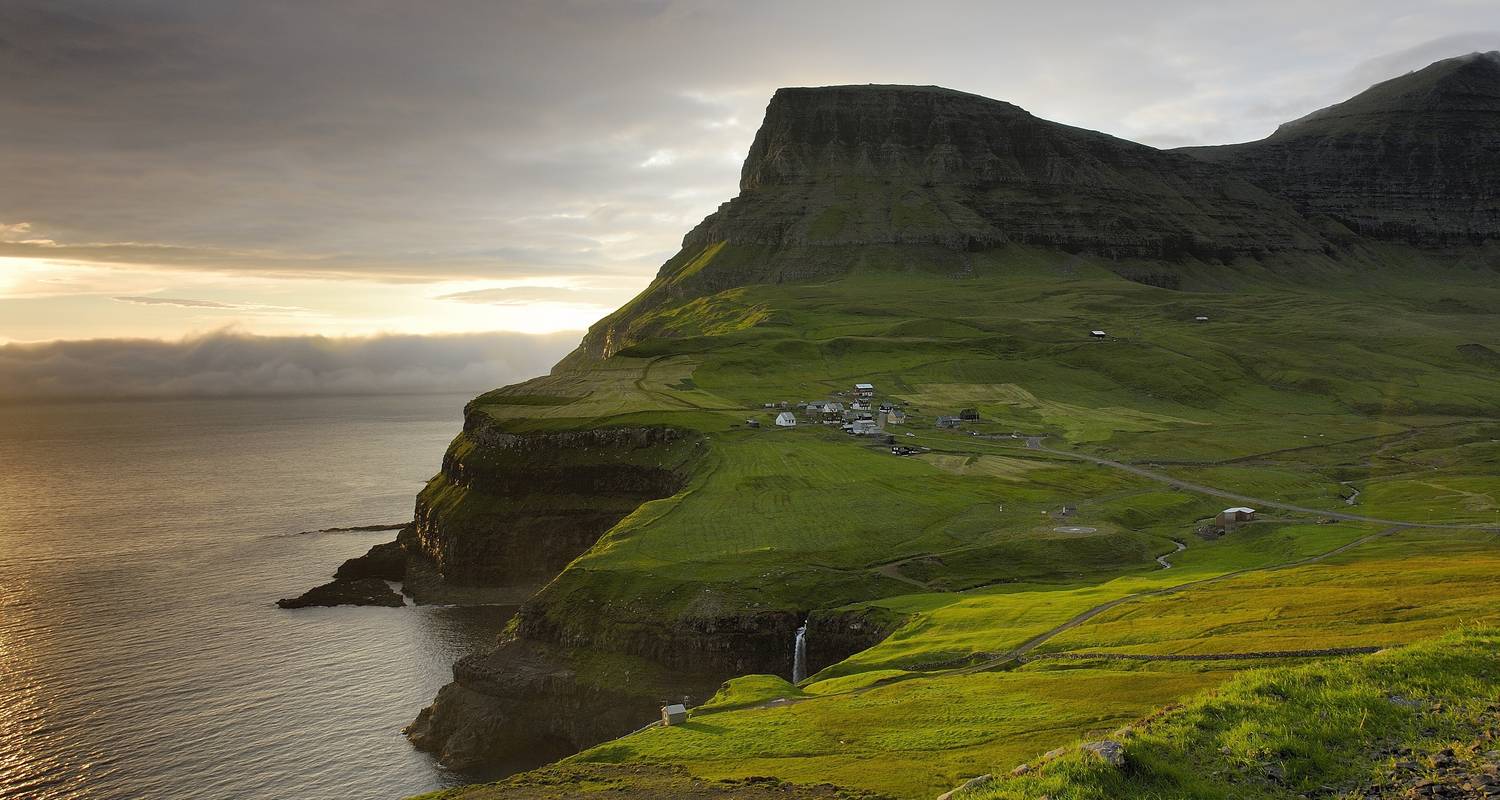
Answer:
[0,395,515,800]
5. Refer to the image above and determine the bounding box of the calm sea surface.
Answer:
[0,394,516,800]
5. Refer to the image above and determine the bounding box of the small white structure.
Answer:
[1090,330,1108,340]
[886,409,906,425]
[823,402,845,415]
[849,419,880,436]
[661,703,688,726]
[775,412,797,427]
[854,383,875,397]
[1195,315,1210,322]
[850,400,870,412]
[1216,507,1256,525]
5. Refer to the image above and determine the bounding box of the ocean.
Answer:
[0,394,515,800]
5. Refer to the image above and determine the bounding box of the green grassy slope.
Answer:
[436,243,1500,799]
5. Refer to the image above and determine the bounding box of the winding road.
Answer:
[1023,437,1500,531]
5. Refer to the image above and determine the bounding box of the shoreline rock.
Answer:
[276,577,403,609]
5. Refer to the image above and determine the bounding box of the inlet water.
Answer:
[0,394,514,800]
[791,622,809,683]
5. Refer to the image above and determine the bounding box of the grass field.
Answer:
[433,245,1500,799]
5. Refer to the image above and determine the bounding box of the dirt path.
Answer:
[1023,437,1499,531]
[874,563,937,592]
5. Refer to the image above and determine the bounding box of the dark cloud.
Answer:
[1,1,1495,286]
[0,329,578,401]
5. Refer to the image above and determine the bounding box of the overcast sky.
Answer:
[1,0,1496,350]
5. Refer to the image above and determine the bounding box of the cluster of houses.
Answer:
[759,382,910,437]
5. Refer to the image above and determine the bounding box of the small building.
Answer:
[937,416,962,428]
[886,409,906,425]
[1216,507,1256,525]
[849,419,880,436]
[854,383,876,397]
[1195,315,1210,323]
[959,408,980,422]
[823,402,845,415]
[1090,330,1108,340]
[745,419,761,428]
[661,703,688,726]
[775,412,797,427]
[850,400,870,412]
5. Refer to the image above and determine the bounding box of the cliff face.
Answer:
[691,85,1324,258]
[1182,51,1500,246]
[563,84,1331,364]
[403,415,703,587]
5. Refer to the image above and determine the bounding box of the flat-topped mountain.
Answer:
[567,58,1500,363]
[1182,51,1500,245]
[685,84,1324,257]
[569,84,1341,363]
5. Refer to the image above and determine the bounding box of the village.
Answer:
[746,381,949,456]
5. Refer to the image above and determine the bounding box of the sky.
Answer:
[0,0,1495,396]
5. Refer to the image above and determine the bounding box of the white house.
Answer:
[775,412,797,427]
[1090,330,1108,339]
[1216,507,1256,525]
[661,703,688,726]
[854,383,875,397]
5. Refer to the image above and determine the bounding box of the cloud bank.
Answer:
[0,329,580,401]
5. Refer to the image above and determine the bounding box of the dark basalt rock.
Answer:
[1182,51,1500,246]
[276,577,403,609]
[333,539,406,581]
[695,84,1325,258]
[403,420,701,586]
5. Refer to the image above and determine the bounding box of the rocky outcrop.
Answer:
[403,416,702,586]
[515,606,805,677]
[1182,51,1500,246]
[804,606,909,678]
[277,540,407,608]
[406,629,744,769]
[276,577,403,609]
[333,539,406,581]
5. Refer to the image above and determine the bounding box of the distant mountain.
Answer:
[1181,51,1500,246]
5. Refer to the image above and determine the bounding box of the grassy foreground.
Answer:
[974,626,1500,800]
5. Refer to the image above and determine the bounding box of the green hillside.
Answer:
[407,243,1500,798]
[402,59,1500,799]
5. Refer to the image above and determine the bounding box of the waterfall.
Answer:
[791,621,809,683]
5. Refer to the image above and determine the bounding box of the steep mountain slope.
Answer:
[393,54,1500,799]
[1182,51,1500,246]
[567,84,1329,363]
